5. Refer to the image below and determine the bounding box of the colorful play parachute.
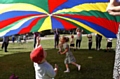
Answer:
[0,0,119,38]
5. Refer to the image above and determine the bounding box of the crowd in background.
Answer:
[54,28,113,52]
[0,28,114,52]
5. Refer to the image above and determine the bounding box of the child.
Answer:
[106,38,113,52]
[30,38,58,79]
[76,28,83,49]
[58,36,81,73]
[70,35,75,50]
[87,34,92,50]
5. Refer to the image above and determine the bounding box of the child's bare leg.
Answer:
[71,62,79,66]
[71,62,81,71]
[64,64,70,73]
[65,64,69,69]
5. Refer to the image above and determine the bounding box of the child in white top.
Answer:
[30,38,58,79]
[76,28,83,49]
[106,38,113,52]
[87,34,92,50]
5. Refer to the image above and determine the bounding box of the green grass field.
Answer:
[0,36,116,79]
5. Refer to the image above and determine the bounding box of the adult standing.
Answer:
[96,34,102,50]
[33,32,40,48]
[23,34,27,43]
[54,29,60,49]
[76,28,83,49]
[17,35,22,43]
[12,35,15,43]
[1,36,9,52]
[107,0,120,79]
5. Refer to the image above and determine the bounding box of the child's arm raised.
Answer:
[36,36,41,48]
[81,29,84,33]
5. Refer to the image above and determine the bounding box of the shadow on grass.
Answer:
[8,48,26,49]
[0,52,34,79]
[0,49,115,79]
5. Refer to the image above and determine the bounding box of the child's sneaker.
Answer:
[64,70,70,73]
[78,65,81,71]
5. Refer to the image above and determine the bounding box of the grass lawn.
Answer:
[0,36,116,79]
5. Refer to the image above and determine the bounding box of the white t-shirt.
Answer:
[70,38,74,44]
[107,38,113,42]
[34,61,56,79]
[76,32,82,40]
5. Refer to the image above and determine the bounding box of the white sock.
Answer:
[76,64,79,67]
[67,68,69,71]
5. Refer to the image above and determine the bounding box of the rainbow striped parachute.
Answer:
[0,0,119,38]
